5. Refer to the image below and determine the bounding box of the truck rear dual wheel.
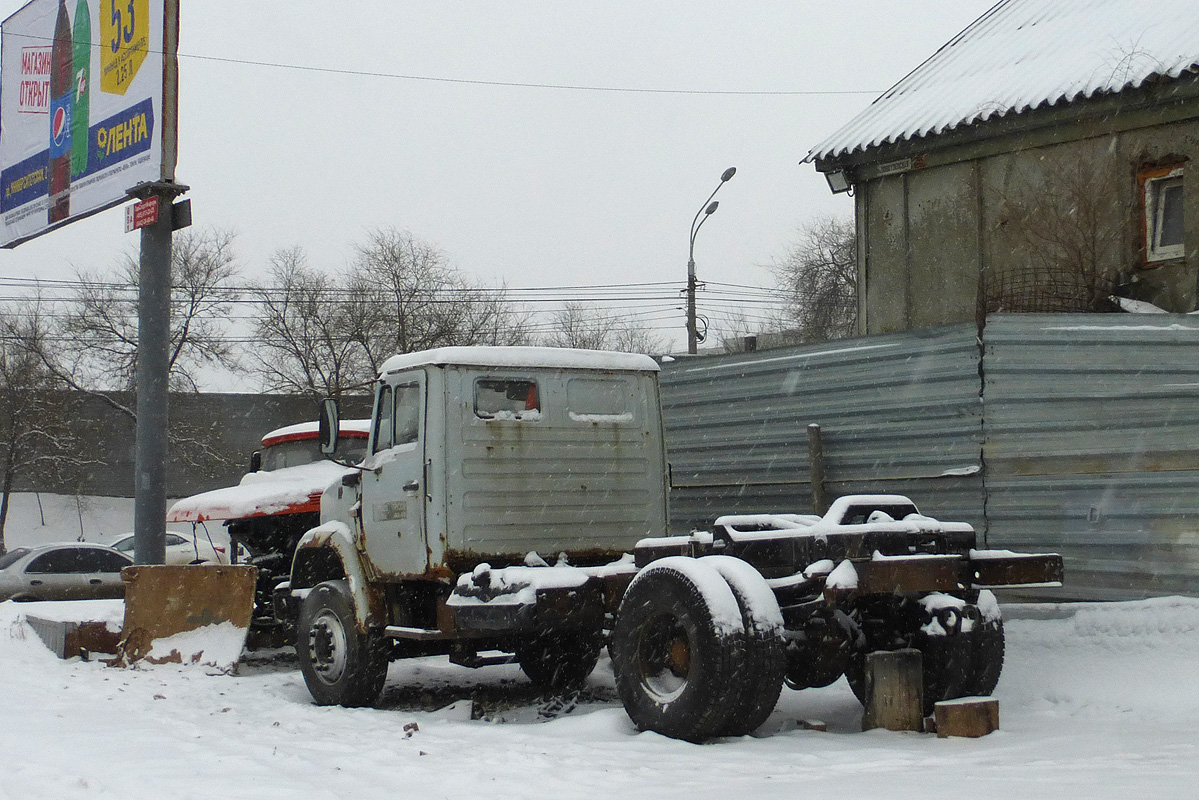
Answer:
[297,580,390,708]
[699,556,786,737]
[612,557,785,741]
[845,617,1006,716]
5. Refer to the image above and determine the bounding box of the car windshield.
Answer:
[0,548,31,570]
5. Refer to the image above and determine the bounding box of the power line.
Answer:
[2,31,883,97]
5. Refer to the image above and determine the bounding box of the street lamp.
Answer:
[687,166,736,354]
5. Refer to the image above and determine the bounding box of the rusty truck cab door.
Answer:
[361,369,428,576]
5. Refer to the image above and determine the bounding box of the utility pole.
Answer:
[130,181,188,566]
[687,167,736,354]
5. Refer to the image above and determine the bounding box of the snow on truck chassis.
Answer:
[278,346,1064,742]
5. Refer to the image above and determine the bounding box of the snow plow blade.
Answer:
[118,565,257,671]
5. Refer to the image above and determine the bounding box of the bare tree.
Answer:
[252,228,531,397]
[13,229,243,481]
[0,310,94,554]
[352,228,530,374]
[772,216,858,342]
[29,227,241,405]
[989,156,1124,312]
[542,302,667,354]
[251,247,373,398]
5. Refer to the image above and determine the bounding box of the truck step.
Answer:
[383,625,446,641]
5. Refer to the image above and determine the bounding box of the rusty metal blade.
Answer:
[119,564,257,668]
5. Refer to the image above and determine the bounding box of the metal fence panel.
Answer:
[983,314,1199,598]
[661,324,984,534]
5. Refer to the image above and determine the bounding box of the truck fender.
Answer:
[291,521,385,631]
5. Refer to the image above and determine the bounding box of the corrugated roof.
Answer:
[807,0,1199,164]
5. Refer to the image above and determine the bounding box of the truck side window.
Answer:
[474,378,540,420]
[567,377,632,421]
[394,382,421,445]
[374,386,394,452]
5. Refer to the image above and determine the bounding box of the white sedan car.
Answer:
[0,543,132,602]
[108,531,237,565]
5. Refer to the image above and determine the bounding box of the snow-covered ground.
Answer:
[3,494,1197,798]
[1,595,1196,798]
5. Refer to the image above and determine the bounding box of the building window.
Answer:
[1142,165,1184,263]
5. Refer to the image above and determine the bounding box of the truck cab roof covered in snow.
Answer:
[261,419,371,448]
[166,420,372,524]
[378,346,660,376]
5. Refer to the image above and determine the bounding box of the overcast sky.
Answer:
[0,0,992,350]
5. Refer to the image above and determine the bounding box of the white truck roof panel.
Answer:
[261,419,372,447]
[379,346,660,377]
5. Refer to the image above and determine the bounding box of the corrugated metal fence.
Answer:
[660,313,1199,600]
[982,315,1199,599]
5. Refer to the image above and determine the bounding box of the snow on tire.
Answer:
[699,556,786,736]
[611,557,745,742]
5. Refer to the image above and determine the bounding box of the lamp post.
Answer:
[687,166,736,354]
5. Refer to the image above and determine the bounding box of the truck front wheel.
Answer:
[611,558,744,742]
[297,580,389,707]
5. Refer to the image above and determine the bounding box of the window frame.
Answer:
[372,384,395,453]
[473,377,541,421]
[373,379,422,453]
[1141,164,1185,264]
[392,381,422,446]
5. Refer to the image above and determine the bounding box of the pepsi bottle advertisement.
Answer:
[0,0,176,247]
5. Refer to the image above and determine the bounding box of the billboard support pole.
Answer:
[129,179,187,566]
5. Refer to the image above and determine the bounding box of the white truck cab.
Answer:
[313,346,669,582]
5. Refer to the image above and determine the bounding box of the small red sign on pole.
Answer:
[125,197,159,233]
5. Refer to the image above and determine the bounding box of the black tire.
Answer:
[517,628,603,691]
[963,616,1005,697]
[297,580,389,707]
[611,558,745,742]
[699,556,785,736]
[845,617,1007,716]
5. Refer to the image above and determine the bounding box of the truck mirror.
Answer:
[249,450,262,473]
[319,398,340,456]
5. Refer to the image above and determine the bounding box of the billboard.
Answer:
[0,0,178,248]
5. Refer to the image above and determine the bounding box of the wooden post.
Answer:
[862,649,924,732]
[808,423,828,515]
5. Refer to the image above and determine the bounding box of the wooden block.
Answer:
[935,697,999,738]
[862,649,924,732]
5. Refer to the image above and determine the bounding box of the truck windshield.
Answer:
[262,437,367,470]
